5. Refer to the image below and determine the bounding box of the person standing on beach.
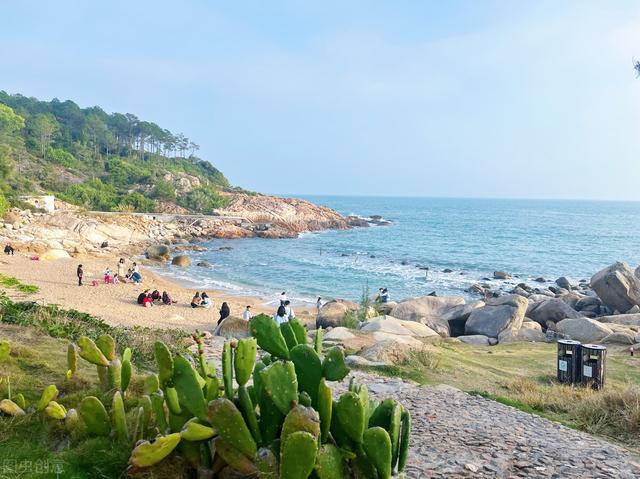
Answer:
[284,300,295,320]
[380,288,390,303]
[117,258,126,281]
[218,302,230,325]
[77,264,83,286]
[280,291,287,305]
[132,262,139,273]
[316,297,322,314]
[274,304,288,325]
[243,305,252,321]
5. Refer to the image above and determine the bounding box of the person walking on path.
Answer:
[77,264,83,286]
[243,305,253,321]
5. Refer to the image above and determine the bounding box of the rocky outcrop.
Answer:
[526,298,581,326]
[597,313,640,327]
[213,317,251,338]
[360,315,439,339]
[590,262,640,313]
[458,335,491,346]
[390,296,466,336]
[498,321,545,343]
[316,300,359,329]
[465,295,527,338]
[146,244,170,261]
[555,317,613,343]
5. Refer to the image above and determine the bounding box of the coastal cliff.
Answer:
[0,192,360,256]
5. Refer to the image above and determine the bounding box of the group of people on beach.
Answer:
[76,258,142,286]
[137,289,177,307]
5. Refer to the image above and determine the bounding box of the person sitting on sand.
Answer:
[191,292,201,308]
[112,273,119,285]
[218,302,230,325]
[77,264,83,286]
[137,290,150,305]
[4,244,14,255]
[201,292,212,309]
[162,291,176,305]
[151,290,161,301]
[104,268,112,284]
[243,305,252,321]
[274,304,288,325]
[143,294,153,308]
[284,300,296,320]
[130,271,142,284]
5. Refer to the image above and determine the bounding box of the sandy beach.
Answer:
[0,253,314,332]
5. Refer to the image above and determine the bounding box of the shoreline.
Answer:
[0,253,315,332]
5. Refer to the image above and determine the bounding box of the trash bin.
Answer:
[557,339,581,384]
[580,344,606,390]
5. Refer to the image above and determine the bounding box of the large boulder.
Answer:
[324,327,356,341]
[498,321,545,343]
[360,315,439,338]
[214,317,251,338]
[526,298,581,326]
[390,296,465,336]
[555,277,575,290]
[439,300,485,336]
[590,262,640,313]
[316,300,359,329]
[358,339,424,364]
[171,255,191,267]
[40,249,71,260]
[555,317,613,343]
[146,244,170,261]
[464,295,528,338]
[601,332,636,345]
[597,313,640,327]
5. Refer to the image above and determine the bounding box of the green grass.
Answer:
[356,340,640,451]
[0,273,39,294]
[0,293,189,366]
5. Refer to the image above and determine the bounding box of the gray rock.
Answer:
[458,335,490,346]
[493,271,511,279]
[323,327,356,341]
[171,255,191,267]
[590,262,640,313]
[196,261,211,268]
[555,317,613,343]
[498,321,545,343]
[560,292,584,309]
[316,299,359,328]
[601,332,636,345]
[345,355,387,368]
[575,296,602,313]
[390,296,465,337]
[556,276,575,290]
[465,295,528,338]
[145,244,170,261]
[597,313,640,327]
[627,305,640,314]
[526,298,581,325]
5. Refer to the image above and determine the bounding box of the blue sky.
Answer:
[2,1,640,200]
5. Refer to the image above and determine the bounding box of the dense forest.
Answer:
[0,91,232,214]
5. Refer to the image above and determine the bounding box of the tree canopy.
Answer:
[0,92,231,213]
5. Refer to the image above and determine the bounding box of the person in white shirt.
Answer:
[280,291,287,306]
[274,304,288,325]
[243,305,252,321]
[284,300,295,320]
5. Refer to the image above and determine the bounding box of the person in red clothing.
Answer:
[143,294,153,307]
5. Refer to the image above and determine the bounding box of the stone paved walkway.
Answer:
[202,338,640,478]
[344,371,640,479]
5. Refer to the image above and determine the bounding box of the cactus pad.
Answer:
[77,336,109,367]
[234,338,257,387]
[208,398,257,458]
[321,347,349,381]
[79,396,111,436]
[129,433,181,468]
[260,360,299,415]
[280,430,318,479]
[249,314,290,359]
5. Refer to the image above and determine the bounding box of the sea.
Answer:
[154,196,640,307]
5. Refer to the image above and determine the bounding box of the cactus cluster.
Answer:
[1,315,411,477]
[125,314,411,477]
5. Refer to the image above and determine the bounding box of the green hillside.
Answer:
[0,91,233,214]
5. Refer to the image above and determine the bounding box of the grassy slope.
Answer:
[365,340,640,451]
[0,325,132,478]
